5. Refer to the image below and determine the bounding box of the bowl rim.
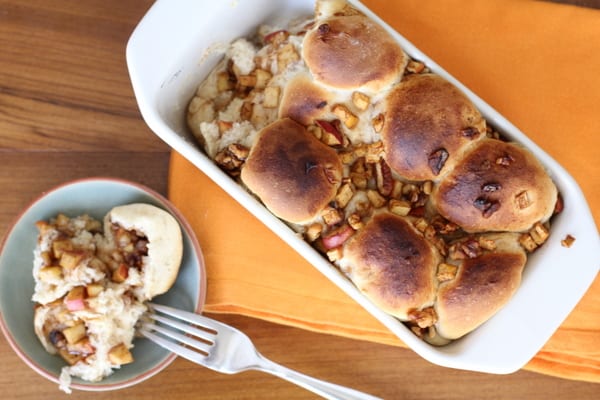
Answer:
[0,176,207,391]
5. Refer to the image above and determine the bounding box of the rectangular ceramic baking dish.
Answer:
[126,0,599,374]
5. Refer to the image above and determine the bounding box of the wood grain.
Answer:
[0,1,598,399]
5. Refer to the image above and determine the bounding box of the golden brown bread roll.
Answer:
[241,118,343,224]
[435,233,527,340]
[339,211,440,320]
[279,73,332,126]
[302,14,407,92]
[431,139,558,232]
[381,73,486,181]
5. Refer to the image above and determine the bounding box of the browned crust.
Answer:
[381,74,486,181]
[302,15,407,91]
[432,139,558,232]
[279,74,331,126]
[435,233,526,339]
[240,118,342,223]
[342,212,440,319]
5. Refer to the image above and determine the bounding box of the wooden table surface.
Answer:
[0,1,598,399]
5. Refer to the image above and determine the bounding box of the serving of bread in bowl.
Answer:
[186,0,559,345]
[32,203,183,390]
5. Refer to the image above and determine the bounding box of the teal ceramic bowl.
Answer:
[0,177,206,391]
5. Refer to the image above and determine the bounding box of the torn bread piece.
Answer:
[105,203,183,300]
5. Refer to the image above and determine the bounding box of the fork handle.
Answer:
[255,355,382,400]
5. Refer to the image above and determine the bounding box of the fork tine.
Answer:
[145,313,217,344]
[141,320,214,354]
[138,326,209,365]
[148,302,225,332]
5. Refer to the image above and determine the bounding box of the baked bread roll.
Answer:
[432,140,558,232]
[339,211,440,320]
[241,118,343,224]
[435,233,527,340]
[381,73,486,181]
[279,73,332,126]
[302,13,407,92]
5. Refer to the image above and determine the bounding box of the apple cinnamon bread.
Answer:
[186,0,559,344]
[32,204,183,392]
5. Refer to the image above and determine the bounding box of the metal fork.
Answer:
[139,303,382,400]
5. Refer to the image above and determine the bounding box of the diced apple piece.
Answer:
[307,124,323,140]
[530,222,550,245]
[38,266,63,281]
[54,213,70,228]
[437,263,458,282]
[351,91,370,111]
[52,239,73,259]
[84,218,102,233]
[216,71,234,92]
[254,68,272,89]
[389,199,412,216]
[372,113,385,133]
[40,250,52,265]
[217,120,233,133]
[237,74,257,88]
[240,100,253,121]
[108,343,134,365]
[561,234,576,248]
[263,29,289,45]
[335,183,354,208]
[111,263,129,283]
[391,180,404,198]
[305,223,323,242]
[59,250,85,270]
[326,247,344,262]
[62,323,86,345]
[322,224,354,250]
[316,119,344,147]
[114,227,132,247]
[332,104,358,129]
[85,283,104,298]
[413,218,429,233]
[58,348,83,366]
[35,220,52,235]
[347,213,364,230]
[321,207,343,226]
[263,86,280,108]
[519,233,538,252]
[365,141,384,163]
[367,189,387,208]
[65,286,86,311]
[407,60,426,74]
[68,337,95,356]
[276,43,299,70]
[350,172,368,189]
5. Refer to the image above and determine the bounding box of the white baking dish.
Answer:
[126,0,600,374]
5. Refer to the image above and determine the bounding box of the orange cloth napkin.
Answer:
[168,0,600,382]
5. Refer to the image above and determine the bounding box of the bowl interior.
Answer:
[0,177,206,390]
